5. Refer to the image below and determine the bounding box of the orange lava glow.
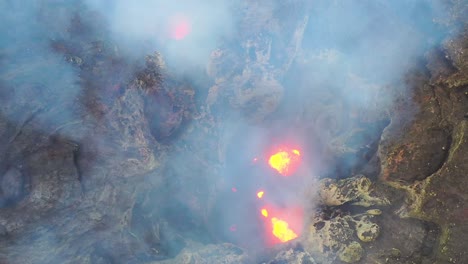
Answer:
[268,148,301,176]
[271,217,298,242]
[257,191,264,199]
[259,206,303,245]
[230,225,237,232]
[169,14,191,40]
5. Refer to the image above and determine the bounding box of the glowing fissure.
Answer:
[271,217,298,242]
[268,148,301,176]
[259,206,300,244]
[257,191,264,198]
[269,151,291,173]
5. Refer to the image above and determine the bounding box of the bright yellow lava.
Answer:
[261,209,268,217]
[268,151,291,175]
[271,217,298,242]
[257,191,264,199]
[268,148,301,176]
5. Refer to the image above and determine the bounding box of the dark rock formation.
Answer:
[0,1,467,264]
[378,29,468,264]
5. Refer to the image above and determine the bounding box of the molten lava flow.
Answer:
[257,191,264,199]
[259,206,303,245]
[271,217,298,242]
[268,148,301,176]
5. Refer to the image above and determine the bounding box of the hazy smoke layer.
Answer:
[0,0,459,261]
[85,0,453,252]
[0,1,81,131]
[85,0,235,68]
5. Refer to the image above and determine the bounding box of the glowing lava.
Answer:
[230,225,237,232]
[268,148,301,176]
[168,14,191,40]
[271,217,298,242]
[257,191,264,199]
[259,206,303,245]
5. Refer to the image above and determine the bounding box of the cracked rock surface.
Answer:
[0,1,467,264]
[378,29,468,264]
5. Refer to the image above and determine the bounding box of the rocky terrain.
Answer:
[0,1,467,263]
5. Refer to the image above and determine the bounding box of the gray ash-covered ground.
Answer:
[0,1,467,263]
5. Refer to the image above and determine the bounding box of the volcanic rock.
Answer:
[304,214,355,263]
[155,243,248,264]
[318,175,390,207]
[377,28,468,263]
[205,0,309,122]
[0,1,467,264]
[442,28,468,88]
[354,215,380,243]
[338,241,363,263]
[303,209,381,264]
[268,248,317,264]
[0,167,24,205]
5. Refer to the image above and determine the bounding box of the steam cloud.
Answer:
[0,1,81,133]
[85,0,235,68]
[0,0,459,262]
